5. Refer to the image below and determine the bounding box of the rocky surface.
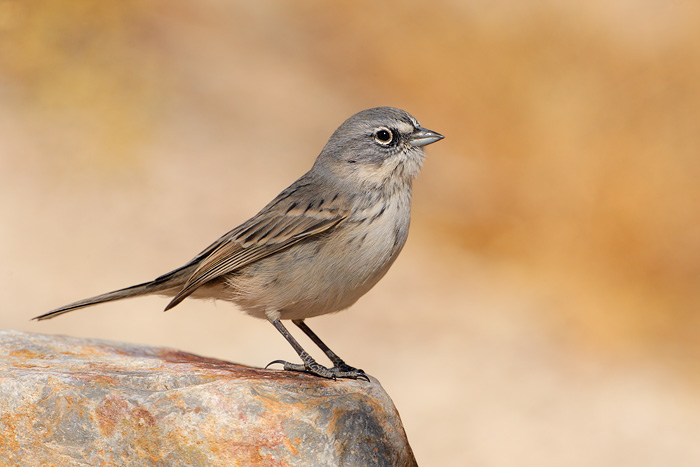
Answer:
[0,330,417,466]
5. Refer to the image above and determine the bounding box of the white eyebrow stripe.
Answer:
[394,121,415,134]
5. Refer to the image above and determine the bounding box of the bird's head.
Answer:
[314,107,444,189]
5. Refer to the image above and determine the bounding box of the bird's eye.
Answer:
[374,128,393,145]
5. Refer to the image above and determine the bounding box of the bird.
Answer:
[34,107,444,379]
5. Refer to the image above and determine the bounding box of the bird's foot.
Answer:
[330,360,367,378]
[266,359,368,381]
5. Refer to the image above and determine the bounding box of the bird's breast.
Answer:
[227,192,412,320]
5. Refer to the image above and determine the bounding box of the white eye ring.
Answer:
[374,127,394,145]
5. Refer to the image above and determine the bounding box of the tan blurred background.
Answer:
[2,0,700,465]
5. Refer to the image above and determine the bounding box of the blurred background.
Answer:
[2,0,699,465]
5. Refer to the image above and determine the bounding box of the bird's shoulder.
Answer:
[223,172,350,248]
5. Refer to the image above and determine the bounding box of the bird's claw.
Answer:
[265,359,368,380]
[264,359,289,370]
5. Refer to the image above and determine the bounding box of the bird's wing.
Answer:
[164,184,348,310]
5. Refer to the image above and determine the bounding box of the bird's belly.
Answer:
[226,209,409,320]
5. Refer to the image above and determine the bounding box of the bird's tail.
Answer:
[33,279,179,321]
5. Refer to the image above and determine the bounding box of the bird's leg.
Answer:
[266,317,334,378]
[292,319,366,377]
[266,318,366,380]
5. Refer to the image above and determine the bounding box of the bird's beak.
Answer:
[409,127,444,147]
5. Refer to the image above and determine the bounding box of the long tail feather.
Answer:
[33,280,178,321]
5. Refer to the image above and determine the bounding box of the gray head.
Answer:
[313,107,443,187]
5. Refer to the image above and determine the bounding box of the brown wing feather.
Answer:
[164,208,347,310]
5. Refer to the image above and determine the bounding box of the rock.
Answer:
[0,330,417,467]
